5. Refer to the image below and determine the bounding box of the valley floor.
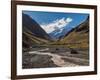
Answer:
[22,47,89,69]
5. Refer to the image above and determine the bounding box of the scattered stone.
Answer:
[70,49,78,54]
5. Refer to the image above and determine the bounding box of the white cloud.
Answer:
[41,17,73,33]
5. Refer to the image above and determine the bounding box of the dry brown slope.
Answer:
[60,16,89,48]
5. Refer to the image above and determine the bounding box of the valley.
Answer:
[22,13,89,69]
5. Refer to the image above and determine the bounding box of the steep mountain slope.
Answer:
[22,13,51,49]
[61,16,89,48]
[22,13,51,40]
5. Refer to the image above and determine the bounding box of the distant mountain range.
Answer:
[41,18,73,40]
[22,13,89,49]
[49,25,73,40]
[41,18,87,40]
[52,16,89,48]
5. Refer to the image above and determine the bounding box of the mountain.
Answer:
[65,16,89,37]
[22,13,51,49]
[49,26,72,40]
[51,16,89,49]
[61,16,89,48]
[47,17,89,40]
[22,13,52,40]
[41,17,73,40]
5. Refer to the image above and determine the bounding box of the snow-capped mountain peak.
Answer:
[41,17,72,34]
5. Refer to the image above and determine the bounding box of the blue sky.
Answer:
[22,11,89,33]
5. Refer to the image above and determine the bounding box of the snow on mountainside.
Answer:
[49,25,72,40]
[41,17,73,40]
